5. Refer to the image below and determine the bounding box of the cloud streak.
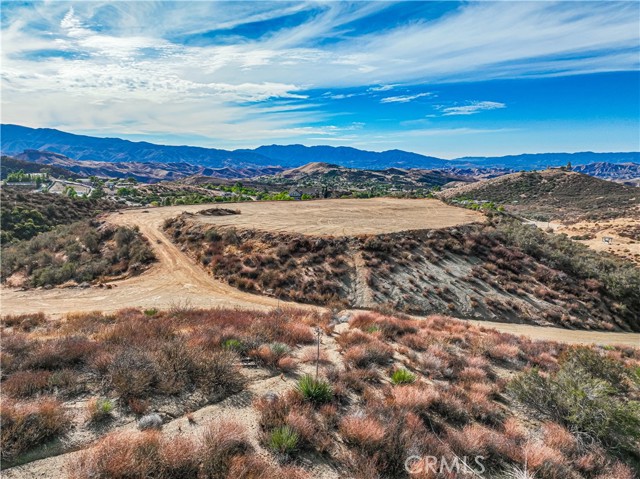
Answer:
[441,101,506,116]
[380,93,432,104]
[0,1,638,152]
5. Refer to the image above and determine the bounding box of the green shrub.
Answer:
[87,397,114,423]
[508,347,640,454]
[391,368,416,385]
[268,426,299,455]
[296,374,333,405]
[143,308,158,317]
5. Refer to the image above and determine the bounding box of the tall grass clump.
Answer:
[296,374,333,405]
[268,425,299,455]
[390,368,416,385]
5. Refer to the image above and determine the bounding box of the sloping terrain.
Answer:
[11,150,283,182]
[1,155,77,180]
[438,169,640,221]
[165,214,640,332]
[0,189,115,243]
[2,308,638,478]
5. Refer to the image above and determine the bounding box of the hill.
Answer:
[0,189,115,243]
[572,161,640,184]
[2,307,639,478]
[4,124,639,172]
[1,155,77,180]
[458,151,640,170]
[10,150,284,183]
[165,213,640,332]
[439,169,640,221]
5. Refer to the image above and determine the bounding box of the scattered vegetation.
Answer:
[296,375,333,405]
[1,189,114,244]
[3,307,639,477]
[1,221,155,287]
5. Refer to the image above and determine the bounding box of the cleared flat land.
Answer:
[2,198,639,346]
[195,197,483,235]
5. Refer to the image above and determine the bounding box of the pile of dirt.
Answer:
[199,207,241,216]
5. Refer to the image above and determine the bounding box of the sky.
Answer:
[1,1,639,158]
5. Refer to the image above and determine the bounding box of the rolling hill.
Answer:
[8,150,284,183]
[439,169,640,221]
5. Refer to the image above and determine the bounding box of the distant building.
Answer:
[289,189,303,200]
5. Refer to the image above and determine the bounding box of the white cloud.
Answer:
[0,1,638,147]
[380,93,432,104]
[441,101,506,116]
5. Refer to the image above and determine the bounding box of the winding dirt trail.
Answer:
[0,204,301,317]
[1,200,638,347]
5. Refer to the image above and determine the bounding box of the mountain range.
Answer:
[2,124,639,173]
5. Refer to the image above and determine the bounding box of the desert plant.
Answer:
[390,368,416,385]
[268,425,299,455]
[87,397,114,423]
[508,348,640,454]
[1,398,71,460]
[296,374,333,405]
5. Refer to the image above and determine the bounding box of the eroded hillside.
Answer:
[164,214,640,331]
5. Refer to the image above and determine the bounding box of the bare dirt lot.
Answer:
[194,197,483,235]
[2,198,638,346]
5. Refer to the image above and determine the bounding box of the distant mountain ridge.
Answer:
[2,124,639,172]
[9,150,283,183]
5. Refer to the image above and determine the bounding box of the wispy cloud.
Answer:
[380,93,432,104]
[441,101,506,116]
[0,1,638,151]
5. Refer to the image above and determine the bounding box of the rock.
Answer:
[78,282,90,289]
[43,284,53,290]
[138,413,163,430]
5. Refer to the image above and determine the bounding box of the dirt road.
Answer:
[1,199,638,347]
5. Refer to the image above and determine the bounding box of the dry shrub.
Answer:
[392,385,439,410]
[446,423,500,458]
[277,356,298,373]
[1,312,46,331]
[299,347,330,364]
[594,461,636,479]
[339,415,386,450]
[398,333,427,351]
[487,343,521,362]
[68,430,199,479]
[1,398,71,460]
[26,336,97,370]
[522,440,564,471]
[128,398,150,415]
[285,410,316,446]
[109,348,159,399]
[255,391,296,430]
[201,420,251,478]
[343,342,393,368]
[458,366,487,384]
[227,454,309,479]
[542,422,576,453]
[2,370,52,397]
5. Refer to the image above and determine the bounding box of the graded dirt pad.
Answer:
[0,198,477,318]
[193,197,483,235]
[1,198,639,346]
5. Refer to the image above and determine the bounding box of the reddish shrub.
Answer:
[339,415,385,450]
[2,370,52,397]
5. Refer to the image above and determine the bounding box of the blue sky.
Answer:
[1,1,639,158]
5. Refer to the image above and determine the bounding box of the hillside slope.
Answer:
[11,150,283,182]
[165,214,640,332]
[439,169,639,221]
